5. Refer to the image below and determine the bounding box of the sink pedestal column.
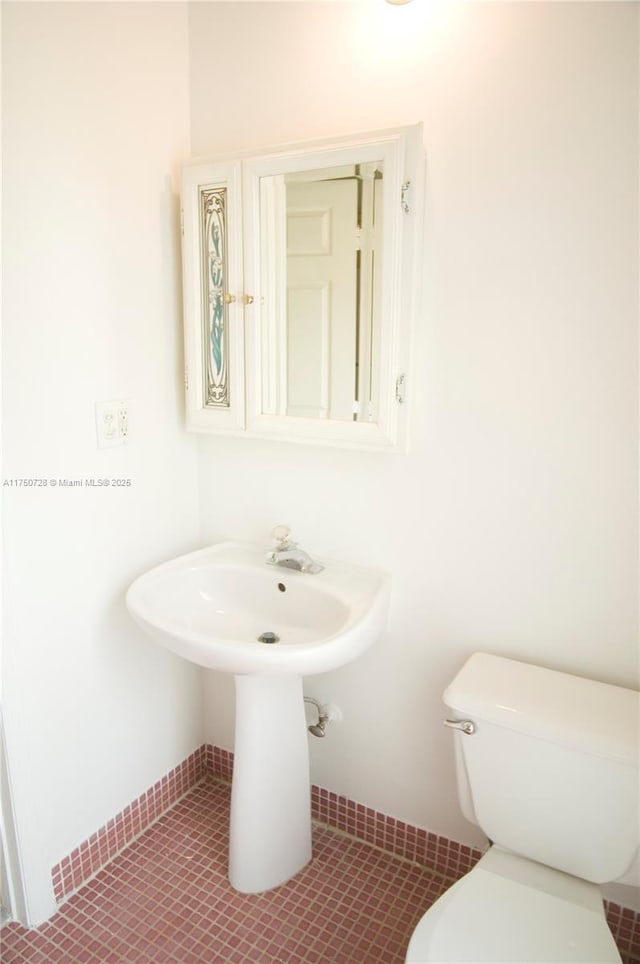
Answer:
[229,674,312,892]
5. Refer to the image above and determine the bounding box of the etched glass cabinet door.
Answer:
[182,160,246,433]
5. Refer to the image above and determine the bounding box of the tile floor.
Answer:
[1,779,450,963]
[3,777,637,963]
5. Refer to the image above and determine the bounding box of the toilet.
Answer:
[406,653,639,963]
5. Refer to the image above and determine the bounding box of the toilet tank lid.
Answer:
[443,653,639,767]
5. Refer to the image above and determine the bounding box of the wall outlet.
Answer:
[95,400,130,448]
[117,404,129,440]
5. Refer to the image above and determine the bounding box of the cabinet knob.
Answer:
[223,293,236,304]
[242,294,255,305]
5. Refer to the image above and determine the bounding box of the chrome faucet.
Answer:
[266,525,324,575]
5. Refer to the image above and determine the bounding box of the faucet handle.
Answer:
[272,524,295,550]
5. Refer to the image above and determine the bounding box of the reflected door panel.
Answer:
[286,284,329,418]
[285,178,358,420]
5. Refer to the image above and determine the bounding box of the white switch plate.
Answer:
[95,399,130,448]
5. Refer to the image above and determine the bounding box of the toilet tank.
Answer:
[443,653,639,885]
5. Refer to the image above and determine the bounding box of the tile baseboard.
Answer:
[52,746,208,902]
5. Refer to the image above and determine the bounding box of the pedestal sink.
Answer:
[126,540,390,892]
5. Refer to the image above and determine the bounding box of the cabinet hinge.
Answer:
[395,373,406,404]
[401,181,411,214]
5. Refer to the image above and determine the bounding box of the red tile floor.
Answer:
[1,779,450,963]
[3,777,638,963]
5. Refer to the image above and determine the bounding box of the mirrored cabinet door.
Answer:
[258,168,361,422]
[181,125,424,451]
[248,160,382,426]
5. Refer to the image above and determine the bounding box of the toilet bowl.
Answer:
[405,654,639,964]
[406,847,621,963]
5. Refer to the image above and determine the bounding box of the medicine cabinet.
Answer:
[181,124,424,451]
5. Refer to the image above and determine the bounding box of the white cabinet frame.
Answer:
[181,125,424,452]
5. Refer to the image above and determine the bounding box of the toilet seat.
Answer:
[406,848,621,963]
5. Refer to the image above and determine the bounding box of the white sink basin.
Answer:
[126,540,389,676]
[126,539,390,895]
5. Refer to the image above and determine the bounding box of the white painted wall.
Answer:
[2,0,637,929]
[190,1,639,906]
[2,2,201,925]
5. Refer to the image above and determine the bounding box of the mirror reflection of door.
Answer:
[286,176,357,420]
[259,162,383,423]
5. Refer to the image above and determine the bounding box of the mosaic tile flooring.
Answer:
[1,779,451,963]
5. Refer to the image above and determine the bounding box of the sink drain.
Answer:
[258,631,279,644]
